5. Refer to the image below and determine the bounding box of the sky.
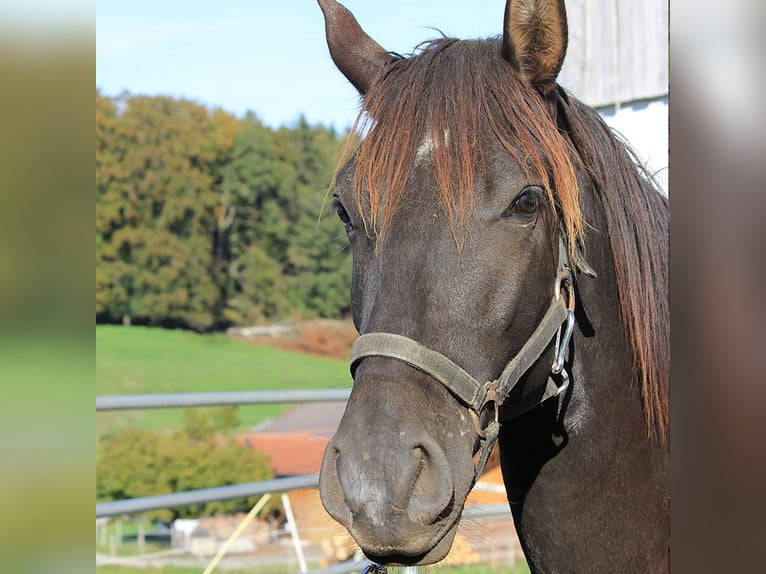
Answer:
[97,1,506,130]
[96,0,668,189]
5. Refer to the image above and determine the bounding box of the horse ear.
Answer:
[317,0,391,95]
[502,0,568,98]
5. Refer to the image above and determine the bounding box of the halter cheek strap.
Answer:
[348,235,576,482]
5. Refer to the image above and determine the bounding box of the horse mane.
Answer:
[339,37,669,442]
[562,99,669,442]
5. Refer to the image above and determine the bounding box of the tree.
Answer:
[96,408,273,522]
[217,117,298,324]
[96,93,354,328]
[96,94,238,329]
[279,117,352,317]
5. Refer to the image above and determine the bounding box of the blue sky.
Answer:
[97,1,505,130]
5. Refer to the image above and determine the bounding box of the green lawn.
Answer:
[96,325,351,436]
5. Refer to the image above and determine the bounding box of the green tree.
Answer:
[106,228,219,329]
[279,116,351,317]
[96,94,353,328]
[97,409,273,522]
[96,93,238,329]
[217,117,297,324]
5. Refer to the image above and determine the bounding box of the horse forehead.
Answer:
[415,128,450,164]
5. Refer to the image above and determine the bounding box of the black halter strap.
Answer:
[348,235,576,483]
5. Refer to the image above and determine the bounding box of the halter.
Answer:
[349,235,576,483]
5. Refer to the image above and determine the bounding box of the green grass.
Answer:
[96,325,351,436]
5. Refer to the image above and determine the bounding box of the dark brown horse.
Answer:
[316,1,668,572]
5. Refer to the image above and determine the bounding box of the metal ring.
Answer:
[473,382,499,439]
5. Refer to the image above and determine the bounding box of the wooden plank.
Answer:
[560,0,668,107]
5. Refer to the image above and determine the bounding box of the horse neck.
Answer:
[498,184,669,573]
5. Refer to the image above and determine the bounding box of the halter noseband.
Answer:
[348,235,576,483]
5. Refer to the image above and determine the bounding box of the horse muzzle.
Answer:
[318,362,478,565]
[319,426,463,564]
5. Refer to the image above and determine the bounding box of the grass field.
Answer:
[96,325,351,437]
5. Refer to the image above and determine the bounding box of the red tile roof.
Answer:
[237,431,330,476]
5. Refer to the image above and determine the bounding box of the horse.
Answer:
[315,1,669,572]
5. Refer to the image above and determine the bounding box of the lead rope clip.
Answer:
[552,279,575,376]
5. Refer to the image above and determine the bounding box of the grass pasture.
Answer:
[96,325,351,436]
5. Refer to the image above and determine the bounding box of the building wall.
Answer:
[557,0,669,195]
[560,0,668,107]
[600,97,669,195]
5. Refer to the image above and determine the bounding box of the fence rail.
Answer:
[96,474,320,518]
[96,389,351,411]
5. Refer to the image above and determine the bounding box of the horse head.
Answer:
[317,0,579,565]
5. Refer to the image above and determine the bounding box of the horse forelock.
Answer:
[334,36,668,444]
[339,38,582,251]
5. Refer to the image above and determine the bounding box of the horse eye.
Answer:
[334,201,353,230]
[504,188,539,217]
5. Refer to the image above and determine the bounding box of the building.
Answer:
[560,0,669,193]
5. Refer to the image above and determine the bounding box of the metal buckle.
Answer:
[473,381,499,439]
[552,280,575,375]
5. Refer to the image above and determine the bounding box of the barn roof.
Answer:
[237,402,346,476]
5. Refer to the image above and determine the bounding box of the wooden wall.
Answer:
[560,0,668,107]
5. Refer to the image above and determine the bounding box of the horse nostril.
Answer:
[321,432,456,530]
[319,443,353,526]
[406,440,454,524]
